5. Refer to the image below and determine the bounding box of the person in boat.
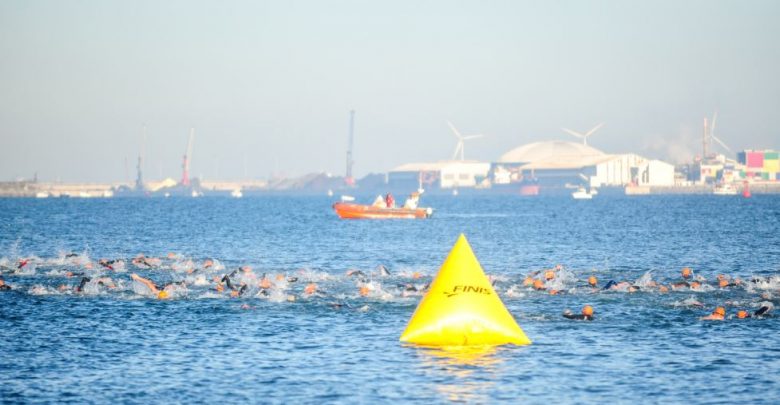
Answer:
[372,195,385,208]
[563,305,594,321]
[403,192,420,209]
[700,306,726,321]
[385,193,395,208]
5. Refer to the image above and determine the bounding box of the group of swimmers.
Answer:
[1,253,777,322]
[515,264,776,321]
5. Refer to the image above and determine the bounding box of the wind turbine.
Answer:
[181,128,194,186]
[561,123,605,146]
[447,121,484,161]
[708,112,732,154]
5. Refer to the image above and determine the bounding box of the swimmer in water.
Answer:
[563,305,594,321]
[76,277,91,292]
[681,267,692,279]
[346,269,367,281]
[0,277,11,291]
[130,273,183,299]
[75,276,116,293]
[132,255,155,269]
[587,276,598,288]
[221,274,249,297]
[98,259,115,271]
[700,306,726,321]
[602,280,639,292]
[375,265,391,277]
[754,303,773,317]
[303,283,318,296]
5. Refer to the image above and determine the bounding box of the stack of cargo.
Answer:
[738,149,778,181]
[765,151,779,180]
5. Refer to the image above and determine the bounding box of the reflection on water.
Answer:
[414,345,502,402]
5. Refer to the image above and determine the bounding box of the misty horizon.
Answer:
[1,1,778,182]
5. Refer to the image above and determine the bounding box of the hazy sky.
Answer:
[1,0,778,182]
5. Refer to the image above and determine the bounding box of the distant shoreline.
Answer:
[2,180,780,198]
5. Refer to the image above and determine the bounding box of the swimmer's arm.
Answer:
[131,273,159,293]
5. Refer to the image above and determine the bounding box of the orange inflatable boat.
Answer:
[332,202,433,219]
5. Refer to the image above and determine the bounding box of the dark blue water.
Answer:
[1,195,779,403]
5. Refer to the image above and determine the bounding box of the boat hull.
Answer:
[332,202,432,219]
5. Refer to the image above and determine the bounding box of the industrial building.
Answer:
[388,161,491,191]
[387,140,676,194]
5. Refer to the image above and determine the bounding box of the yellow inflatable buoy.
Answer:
[400,234,531,346]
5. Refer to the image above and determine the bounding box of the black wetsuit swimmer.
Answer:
[602,280,618,290]
[76,277,91,292]
[755,306,772,317]
[376,265,391,276]
[221,275,248,296]
[562,313,593,321]
[237,284,248,296]
[0,284,10,291]
[222,274,237,290]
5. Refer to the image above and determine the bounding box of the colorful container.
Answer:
[764,159,780,172]
[765,152,779,160]
[737,151,747,165]
[747,152,764,168]
[761,172,770,180]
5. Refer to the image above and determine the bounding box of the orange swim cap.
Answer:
[532,279,544,290]
[716,274,725,281]
[582,305,594,316]
[157,290,169,300]
[260,278,272,289]
[682,267,691,278]
[737,310,748,319]
[275,274,285,281]
[588,276,597,287]
[230,290,239,298]
[304,283,317,295]
[658,285,669,293]
[216,284,224,293]
[714,307,726,317]
[544,270,555,280]
[412,272,422,279]
[690,281,701,289]
[719,279,728,288]
[523,276,534,286]
[359,286,370,297]
[549,289,559,295]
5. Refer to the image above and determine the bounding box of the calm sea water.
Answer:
[1,195,779,404]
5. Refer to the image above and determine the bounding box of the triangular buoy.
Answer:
[400,234,531,346]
